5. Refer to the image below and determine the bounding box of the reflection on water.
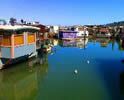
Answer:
[117,39,124,51]
[120,72,124,95]
[60,38,88,49]
[96,38,111,47]
[0,53,49,100]
[1,38,124,100]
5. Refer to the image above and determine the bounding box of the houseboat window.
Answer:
[2,36,11,46]
[28,33,35,44]
[14,34,24,46]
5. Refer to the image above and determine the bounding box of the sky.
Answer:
[0,0,124,25]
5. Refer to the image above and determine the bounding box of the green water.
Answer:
[0,38,124,100]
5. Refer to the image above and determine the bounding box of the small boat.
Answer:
[0,25,40,69]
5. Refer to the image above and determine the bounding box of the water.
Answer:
[0,38,124,100]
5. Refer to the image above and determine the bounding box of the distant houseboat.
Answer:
[96,28,111,38]
[75,27,89,37]
[59,30,78,40]
[0,25,40,69]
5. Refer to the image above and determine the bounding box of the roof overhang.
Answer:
[0,25,40,35]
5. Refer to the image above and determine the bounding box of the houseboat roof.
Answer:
[0,25,40,34]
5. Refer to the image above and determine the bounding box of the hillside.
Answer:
[106,21,124,27]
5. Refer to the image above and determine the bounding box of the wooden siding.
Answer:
[1,47,11,58]
[0,36,2,46]
[14,44,36,58]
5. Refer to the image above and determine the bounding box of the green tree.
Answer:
[9,18,17,26]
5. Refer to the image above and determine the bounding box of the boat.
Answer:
[76,30,89,38]
[0,25,40,69]
[58,30,78,40]
[96,28,111,38]
[58,30,89,41]
[75,27,89,38]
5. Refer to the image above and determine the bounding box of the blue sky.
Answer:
[0,0,124,25]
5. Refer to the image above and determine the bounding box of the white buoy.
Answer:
[74,69,78,74]
[87,60,90,64]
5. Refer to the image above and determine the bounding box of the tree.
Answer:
[9,18,17,26]
[0,19,7,25]
[21,19,24,24]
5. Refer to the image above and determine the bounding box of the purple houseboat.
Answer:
[59,30,78,40]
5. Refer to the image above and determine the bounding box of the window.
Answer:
[14,34,24,46]
[28,34,35,44]
[2,36,11,46]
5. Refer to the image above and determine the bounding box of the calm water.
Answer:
[0,38,124,100]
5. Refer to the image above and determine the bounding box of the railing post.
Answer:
[11,34,15,58]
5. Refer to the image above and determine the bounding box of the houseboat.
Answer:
[59,29,89,40]
[96,27,111,38]
[59,30,78,40]
[75,27,89,37]
[0,25,40,69]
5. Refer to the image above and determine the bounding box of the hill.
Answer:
[106,21,124,27]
